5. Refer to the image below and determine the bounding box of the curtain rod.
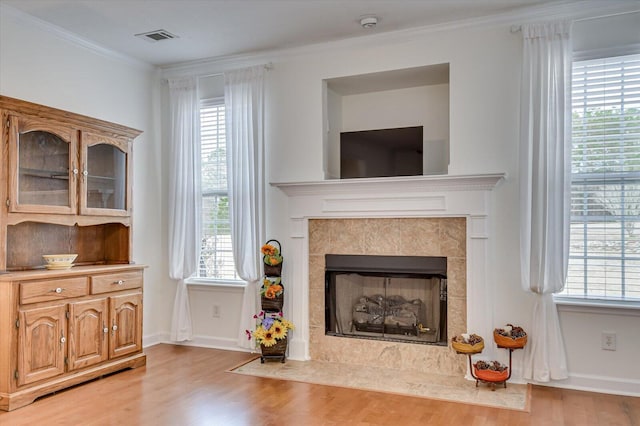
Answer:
[197,62,273,79]
[510,9,638,33]
[162,62,273,84]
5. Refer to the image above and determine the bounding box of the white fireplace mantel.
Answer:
[272,173,506,363]
[272,173,506,196]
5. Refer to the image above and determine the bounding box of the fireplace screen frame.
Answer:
[325,254,447,346]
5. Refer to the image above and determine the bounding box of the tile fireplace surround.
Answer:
[273,174,504,376]
[310,217,465,375]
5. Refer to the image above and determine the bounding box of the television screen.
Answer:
[340,126,423,179]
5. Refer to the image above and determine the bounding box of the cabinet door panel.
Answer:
[17,304,66,386]
[68,298,108,370]
[109,293,142,358]
[8,115,78,214]
[79,132,130,217]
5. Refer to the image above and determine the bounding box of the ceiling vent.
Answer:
[135,29,178,43]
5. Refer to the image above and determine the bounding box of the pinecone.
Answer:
[467,334,483,345]
[511,326,526,338]
[475,360,490,370]
[495,324,527,339]
[475,360,507,372]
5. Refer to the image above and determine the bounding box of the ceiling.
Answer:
[0,0,605,67]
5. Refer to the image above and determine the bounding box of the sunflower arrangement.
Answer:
[261,243,283,266]
[261,277,283,299]
[246,311,294,347]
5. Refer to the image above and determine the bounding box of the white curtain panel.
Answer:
[519,21,572,382]
[224,65,266,349]
[167,76,202,342]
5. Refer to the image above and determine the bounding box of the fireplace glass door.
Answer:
[325,254,447,346]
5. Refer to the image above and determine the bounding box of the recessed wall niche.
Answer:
[322,64,450,179]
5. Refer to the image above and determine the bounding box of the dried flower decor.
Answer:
[261,243,283,266]
[261,277,283,299]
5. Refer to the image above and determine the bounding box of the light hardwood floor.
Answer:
[0,344,637,426]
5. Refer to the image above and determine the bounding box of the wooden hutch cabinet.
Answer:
[0,96,145,411]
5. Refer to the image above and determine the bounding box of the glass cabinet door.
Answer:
[8,115,77,214]
[80,132,130,216]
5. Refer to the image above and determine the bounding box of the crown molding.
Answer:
[507,0,639,25]
[0,2,154,72]
[160,1,640,78]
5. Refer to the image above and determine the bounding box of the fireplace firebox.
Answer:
[325,254,447,346]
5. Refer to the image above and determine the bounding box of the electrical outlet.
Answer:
[602,332,616,351]
[212,305,221,318]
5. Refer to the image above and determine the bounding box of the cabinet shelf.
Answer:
[20,167,69,180]
[20,167,118,181]
[87,175,118,181]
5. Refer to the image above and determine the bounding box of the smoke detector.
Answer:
[360,16,378,29]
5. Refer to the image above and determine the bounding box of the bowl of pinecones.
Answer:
[493,324,527,348]
[451,333,484,354]
[474,360,509,382]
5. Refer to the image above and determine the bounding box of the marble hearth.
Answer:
[273,174,504,376]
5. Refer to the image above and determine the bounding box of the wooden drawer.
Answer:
[91,271,142,294]
[20,277,89,304]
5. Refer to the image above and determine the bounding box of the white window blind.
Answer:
[198,98,238,280]
[563,53,640,301]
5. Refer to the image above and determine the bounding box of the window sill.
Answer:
[554,296,640,317]
[185,278,246,289]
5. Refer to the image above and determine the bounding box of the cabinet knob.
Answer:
[83,170,88,176]
[113,280,124,285]
[72,168,79,175]
[112,324,118,331]
[103,327,109,334]
[60,336,66,344]
[52,287,64,294]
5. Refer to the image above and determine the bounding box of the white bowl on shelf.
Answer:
[42,254,78,270]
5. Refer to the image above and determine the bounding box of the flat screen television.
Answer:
[340,126,423,179]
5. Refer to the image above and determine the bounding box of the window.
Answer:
[562,53,640,301]
[198,98,239,280]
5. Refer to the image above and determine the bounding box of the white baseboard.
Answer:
[143,333,252,353]
[142,332,167,348]
[179,335,253,352]
[529,373,640,397]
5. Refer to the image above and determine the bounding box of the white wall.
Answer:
[0,4,174,344]
[188,284,245,348]
[324,87,342,179]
